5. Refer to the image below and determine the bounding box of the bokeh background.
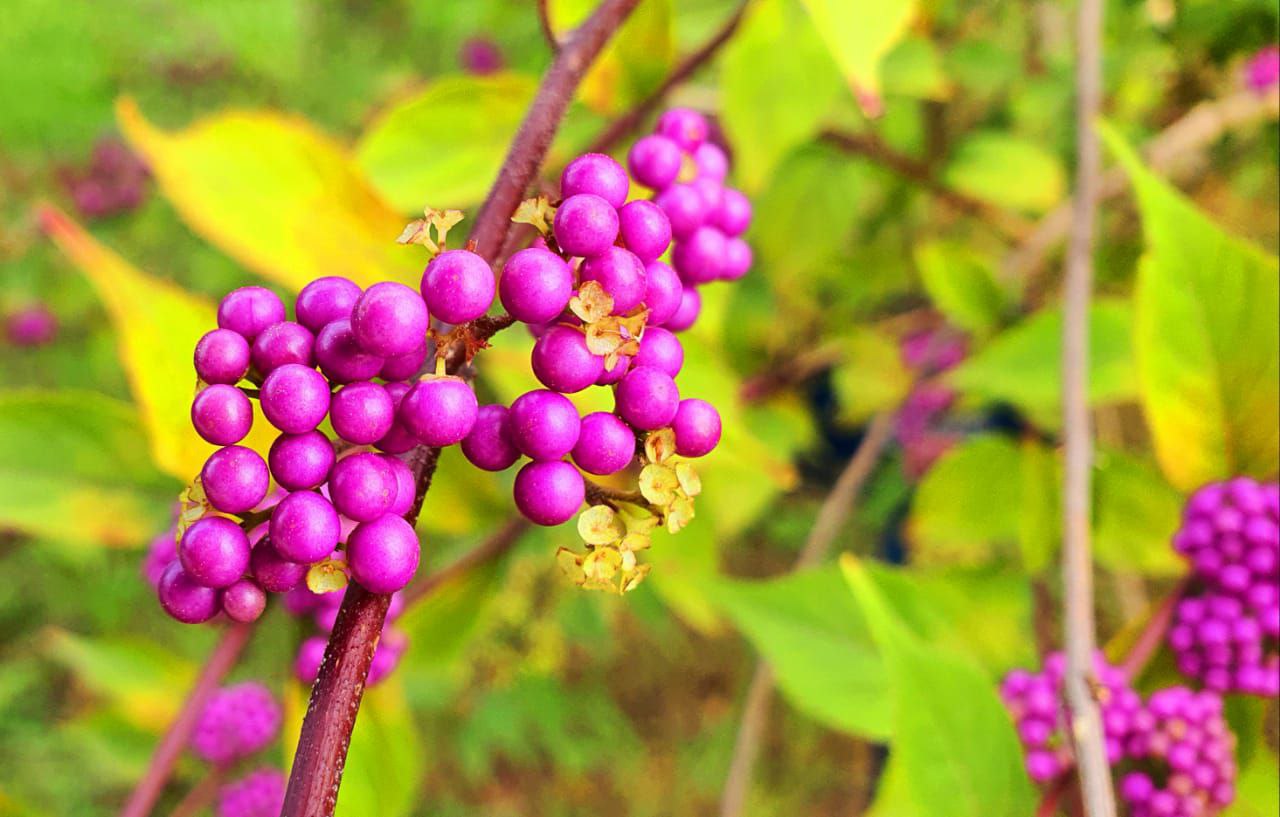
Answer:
[0,1,1277,815]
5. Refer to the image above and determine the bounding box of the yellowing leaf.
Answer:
[547,0,673,115]
[798,0,916,95]
[40,204,276,479]
[117,97,416,291]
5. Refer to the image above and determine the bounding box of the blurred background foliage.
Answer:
[0,0,1276,815]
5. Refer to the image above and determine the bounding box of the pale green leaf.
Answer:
[1094,451,1185,576]
[914,241,1011,335]
[798,0,916,94]
[944,132,1066,214]
[880,36,951,100]
[831,329,913,425]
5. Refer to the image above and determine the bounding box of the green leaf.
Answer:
[1094,451,1185,576]
[334,684,424,817]
[944,132,1066,214]
[947,299,1136,429]
[721,0,845,190]
[831,329,913,425]
[1101,124,1280,491]
[798,0,916,94]
[914,241,1011,335]
[880,36,951,100]
[1226,747,1280,817]
[841,556,1036,817]
[0,390,176,547]
[545,0,673,114]
[117,98,417,291]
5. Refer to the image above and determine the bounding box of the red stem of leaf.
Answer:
[1119,576,1190,682]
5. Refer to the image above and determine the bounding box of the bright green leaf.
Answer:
[831,329,913,425]
[1226,747,1280,817]
[334,683,424,817]
[1094,451,1185,576]
[915,241,1011,336]
[880,37,951,100]
[944,132,1066,214]
[798,0,916,94]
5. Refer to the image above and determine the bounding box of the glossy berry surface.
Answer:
[462,404,521,472]
[315,318,384,383]
[500,247,575,324]
[217,287,285,341]
[250,321,314,374]
[663,286,701,332]
[580,247,647,314]
[615,366,679,431]
[514,460,585,526]
[672,226,726,285]
[179,516,251,589]
[421,249,495,324]
[508,389,581,461]
[399,376,479,447]
[634,327,683,378]
[381,455,416,516]
[269,490,341,563]
[531,325,604,393]
[268,431,334,490]
[158,562,221,623]
[347,514,420,593]
[714,187,753,237]
[221,579,267,623]
[328,452,397,523]
[627,134,682,190]
[330,381,396,445]
[553,193,618,257]
[351,281,429,357]
[191,384,253,446]
[572,412,635,475]
[295,276,361,332]
[250,541,307,593]
[260,363,330,434]
[617,199,672,263]
[379,342,427,381]
[655,184,708,239]
[560,153,629,208]
[643,261,683,326]
[672,398,720,457]
[655,107,709,151]
[201,445,270,514]
[195,329,252,385]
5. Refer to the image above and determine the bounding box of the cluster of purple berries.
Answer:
[189,682,287,817]
[1169,477,1280,696]
[216,768,286,817]
[59,138,149,219]
[285,584,408,686]
[894,328,967,479]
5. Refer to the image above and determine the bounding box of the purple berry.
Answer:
[195,329,251,385]
[328,452,397,522]
[347,514,420,594]
[499,247,575,324]
[643,261,683,325]
[379,342,427,381]
[461,404,521,471]
[295,276,362,333]
[351,282,429,357]
[295,635,327,683]
[553,193,619,257]
[217,287,285,341]
[672,398,721,457]
[5,304,57,346]
[663,286,701,332]
[315,318,385,383]
[250,540,307,593]
[374,381,419,455]
[627,134,682,190]
[330,381,396,445]
[596,354,631,386]
[694,142,728,183]
[617,199,673,263]
[217,768,285,817]
[634,326,683,377]
[655,184,709,239]
[691,177,724,214]
[260,363,331,434]
[721,237,753,281]
[532,325,605,393]
[572,412,635,475]
[381,455,415,516]
[421,249,495,324]
[221,580,267,623]
[672,226,726,285]
[513,460,584,526]
[398,375,478,447]
[201,446,269,513]
[714,188,752,237]
[615,366,679,430]
[508,389,581,461]
[580,247,647,314]
[180,516,251,589]
[560,153,630,208]
[656,108,709,151]
[158,562,220,624]
[460,36,504,75]
[268,431,335,490]
[269,490,341,563]
[191,384,253,446]
[250,321,314,374]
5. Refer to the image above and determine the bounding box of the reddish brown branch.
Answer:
[167,766,226,817]
[536,0,560,52]
[119,622,253,817]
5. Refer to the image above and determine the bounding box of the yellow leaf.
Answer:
[40,205,276,479]
[116,97,416,292]
[798,0,916,95]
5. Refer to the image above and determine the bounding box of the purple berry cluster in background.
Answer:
[285,584,408,686]
[1243,45,1280,94]
[186,682,287,817]
[459,36,504,76]
[3,302,58,347]
[58,137,149,220]
[894,327,967,480]
[216,768,286,817]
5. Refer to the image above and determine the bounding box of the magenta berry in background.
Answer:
[179,516,250,589]
[628,134,683,190]
[561,153,630,208]
[459,36,504,75]
[553,193,619,257]
[143,528,177,588]
[500,247,575,324]
[260,363,330,434]
[618,199,673,263]
[672,398,721,457]
[217,286,285,341]
[158,562,221,624]
[250,321,314,374]
[250,540,307,593]
[615,366,680,431]
[268,430,335,490]
[330,381,396,445]
[195,328,252,385]
[691,177,724,214]
[315,318,385,383]
[532,325,604,393]
[295,276,361,332]
[217,768,286,817]
[351,281,429,357]
[201,446,269,513]
[514,460,585,526]
[572,412,635,475]
[662,286,701,332]
[721,237,753,281]
[694,142,728,183]
[221,579,267,623]
[192,682,281,765]
[580,246,647,314]
[5,304,57,346]
[328,452,397,522]
[399,376,479,446]
[656,107,709,151]
[295,635,328,683]
[508,389,581,461]
[191,384,253,446]
[269,490,341,563]
[672,226,727,285]
[634,327,684,378]
[655,184,709,239]
[462,404,522,471]
[714,188,752,237]
[643,261,683,326]
[347,514,420,594]
[1244,45,1280,93]
[422,249,495,324]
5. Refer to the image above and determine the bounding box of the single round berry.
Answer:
[315,318,385,383]
[158,562,220,624]
[191,384,253,446]
[572,412,635,475]
[561,153,630,208]
[374,381,418,455]
[351,281,429,357]
[691,177,724,214]
[656,107,709,151]
[615,366,680,430]
[694,142,728,183]
[627,134,682,190]
[634,326,683,378]
[249,539,307,593]
[532,325,605,393]
[672,226,727,284]
[381,455,415,516]
[269,490,341,563]
[597,354,631,386]
[461,404,521,472]
[508,389,581,461]
[513,460,585,526]
[644,261,684,326]
[421,249,495,324]
[180,517,251,589]
[268,431,335,490]
[195,329,252,385]
[217,286,286,341]
[221,579,267,623]
[500,247,575,324]
[328,452,397,522]
[553,193,619,257]
[143,528,178,589]
[580,247,647,314]
[260,363,331,434]
[368,630,407,685]
[201,446,269,514]
[663,286,701,332]
[295,635,327,683]
[347,514,420,594]
[672,398,721,457]
[715,187,752,237]
[618,199,673,263]
[295,276,362,332]
[655,184,709,239]
[330,381,395,445]
[379,342,427,381]
[399,375,479,447]
[721,237,753,281]
[250,321,314,374]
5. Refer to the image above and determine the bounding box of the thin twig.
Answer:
[719,411,897,817]
[589,0,750,154]
[119,622,253,817]
[1059,0,1115,812]
[536,0,560,52]
[1118,577,1190,683]
[402,517,530,607]
[167,766,226,817]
